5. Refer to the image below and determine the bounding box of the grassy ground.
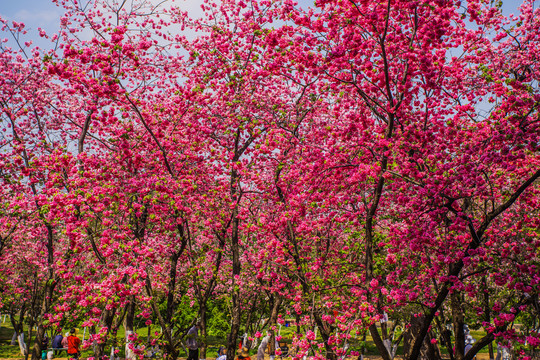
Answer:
[0,320,494,359]
[0,321,226,359]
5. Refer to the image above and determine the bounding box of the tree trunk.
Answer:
[267,296,282,358]
[26,316,35,360]
[313,312,336,360]
[403,316,443,360]
[200,303,208,360]
[166,254,180,325]
[31,267,55,360]
[488,343,494,360]
[226,211,242,360]
[145,277,179,360]
[452,292,465,360]
[482,276,494,360]
[94,308,117,359]
[31,326,46,360]
[15,332,27,356]
[403,315,423,360]
[244,297,257,340]
[124,296,136,360]
[163,254,180,360]
[425,330,443,360]
[125,297,135,334]
[434,314,454,360]
[10,309,26,351]
[31,225,56,360]
[110,328,118,360]
[369,325,392,360]
[227,289,241,360]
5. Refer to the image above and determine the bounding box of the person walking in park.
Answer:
[464,335,477,360]
[52,331,63,356]
[61,332,69,351]
[67,329,81,360]
[257,333,270,360]
[186,322,200,360]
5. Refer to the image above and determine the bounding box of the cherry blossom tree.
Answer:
[1,1,540,360]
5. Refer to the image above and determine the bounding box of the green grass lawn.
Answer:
[0,324,22,358]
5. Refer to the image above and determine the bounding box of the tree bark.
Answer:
[26,317,35,360]
[452,292,465,360]
[403,315,424,359]
[226,213,242,360]
[482,276,494,359]
[145,277,179,360]
[93,307,117,360]
[313,312,336,360]
[10,308,26,351]
[31,225,56,360]
[434,313,454,360]
[403,315,443,360]
[124,296,136,360]
[199,302,208,360]
[369,325,392,360]
[267,297,282,358]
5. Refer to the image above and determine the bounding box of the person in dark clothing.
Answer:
[42,335,50,349]
[186,322,200,360]
[52,332,64,356]
[41,335,50,360]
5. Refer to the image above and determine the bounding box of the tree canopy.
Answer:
[1,0,539,359]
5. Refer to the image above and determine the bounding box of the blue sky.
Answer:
[0,0,205,35]
[0,0,524,30]
[0,0,525,50]
[0,0,524,27]
[0,0,315,50]
[0,0,61,32]
[0,0,208,49]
